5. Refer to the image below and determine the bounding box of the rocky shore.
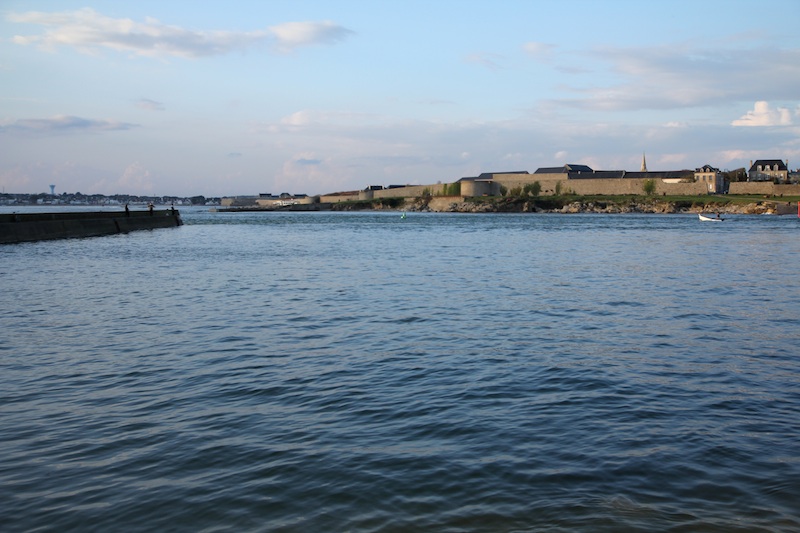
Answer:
[398,197,794,215]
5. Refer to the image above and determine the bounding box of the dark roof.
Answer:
[565,164,594,173]
[696,165,719,172]
[534,164,594,174]
[566,170,693,180]
[477,171,529,179]
[534,167,565,174]
[624,171,694,180]
[750,159,787,171]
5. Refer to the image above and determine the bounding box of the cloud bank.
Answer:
[549,45,800,111]
[8,8,354,57]
[0,115,138,134]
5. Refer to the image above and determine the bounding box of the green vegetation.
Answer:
[441,182,461,196]
[642,179,657,195]
[503,181,543,198]
[331,197,405,210]
[523,182,542,197]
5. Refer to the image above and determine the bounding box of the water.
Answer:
[2,209,799,532]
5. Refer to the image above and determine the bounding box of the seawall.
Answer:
[0,210,182,244]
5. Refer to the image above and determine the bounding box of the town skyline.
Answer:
[2,0,799,197]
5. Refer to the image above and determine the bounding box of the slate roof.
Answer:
[749,159,787,171]
[534,164,595,174]
[476,171,529,179]
[566,170,694,180]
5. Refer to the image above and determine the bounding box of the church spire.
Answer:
[641,152,648,172]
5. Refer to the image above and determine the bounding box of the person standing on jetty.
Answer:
[148,202,154,216]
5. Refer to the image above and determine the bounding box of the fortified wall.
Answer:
[489,174,709,196]
[321,169,800,205]
[728,183,800,196]
[348,174,711,201]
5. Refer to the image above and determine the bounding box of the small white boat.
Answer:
[699,213,724,222]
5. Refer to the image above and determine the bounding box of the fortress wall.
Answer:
[373,184,447,199]
[461,180,499,196]
[320,194,358,203]
[490,177,710,196]
[325,177,800,205]
[656,181,709,195]
[728,182,800,196]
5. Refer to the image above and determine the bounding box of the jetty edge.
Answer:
[0,209,182,244]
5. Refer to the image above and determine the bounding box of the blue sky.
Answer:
[2,0,799,197]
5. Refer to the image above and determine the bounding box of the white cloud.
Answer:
[465,52,504,71]
[7,8,353,58]
[522,42,556,62]
[118,162,154,192]
[551,45,800,112]
[732,101,793,127]
[268,21,354,53]
[0,115,138,134]
[273,109,383,131]
[135,98,165,111]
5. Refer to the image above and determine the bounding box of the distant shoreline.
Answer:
[329,195,799,215]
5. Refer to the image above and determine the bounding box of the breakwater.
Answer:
[0,209,182,244]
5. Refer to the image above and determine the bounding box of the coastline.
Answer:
[333,196,798,215]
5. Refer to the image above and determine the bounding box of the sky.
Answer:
[1,0,799,197]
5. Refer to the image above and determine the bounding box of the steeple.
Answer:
[641,152,648,172]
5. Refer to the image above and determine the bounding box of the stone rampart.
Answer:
[490,177,708,196]
[461,180,499,197]
[728,182,800,196]
[373,184,447,199]
[323,177,800,207]
[320,193,359,203]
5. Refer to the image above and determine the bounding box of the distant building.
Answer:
[694,165,725,193]
[748,159,788,182]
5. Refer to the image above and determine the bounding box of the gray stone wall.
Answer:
[729,182,800,196]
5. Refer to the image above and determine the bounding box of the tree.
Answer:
[523,181,542,197]
[643,179,656,195]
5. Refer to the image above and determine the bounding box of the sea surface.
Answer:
[2,207,799,532]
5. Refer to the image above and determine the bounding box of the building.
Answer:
[694,165,725,193]
[748,160,788,182]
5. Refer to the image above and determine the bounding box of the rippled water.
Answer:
[2,209,799,532]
